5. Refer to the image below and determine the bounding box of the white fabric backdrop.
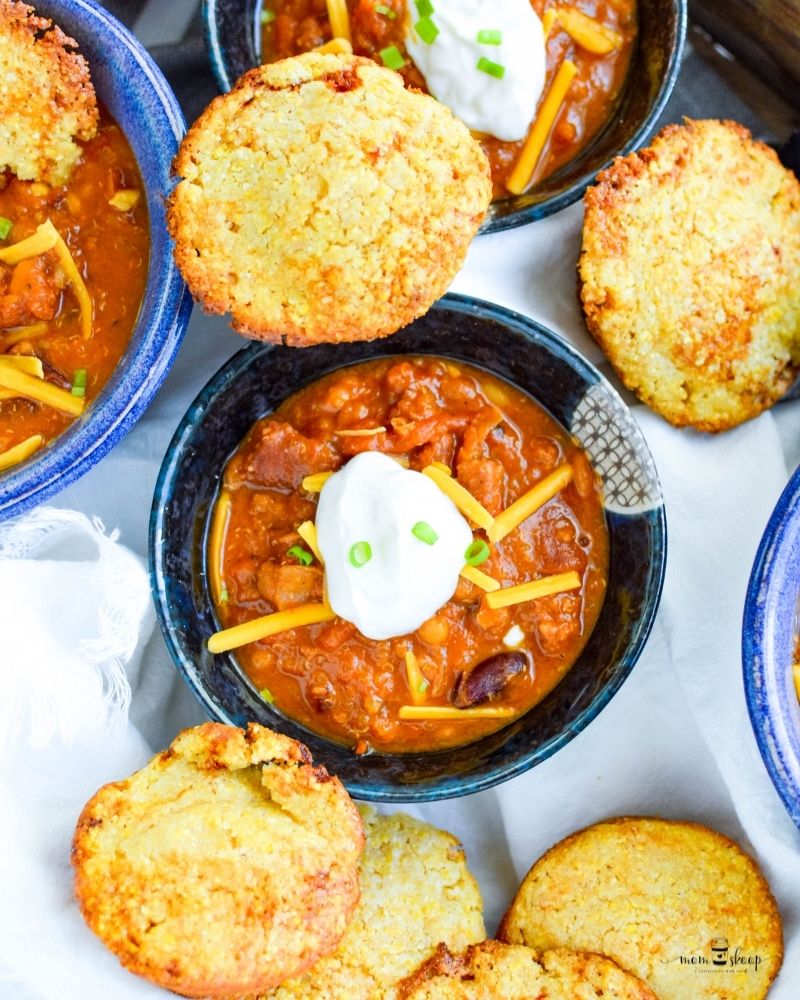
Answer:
[1,202,799,1000]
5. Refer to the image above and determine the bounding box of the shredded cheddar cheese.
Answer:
[460,564,501,592]
[0,434,43,472]
[794,663,800,702]
[315,36,353,54]
[208,602,335,654]
[506,59,578,195]
[334,426,387,437]
[542,8,557,38]
[325,0,351,40]
[0,364,84,416]
[0,322,49,350]
[208,489,232,606]
[488,463,573,542]
[53,230,93,339]
[302,471,333,492]
[485,570,581,610]
[399,705,516,720]
[555,7,622,54]
[404,650,429,704]
[297,520,324,563]
[422,464,494,531]
[0,220,58,265]
[0,355,44,379]
[430,461,452,475]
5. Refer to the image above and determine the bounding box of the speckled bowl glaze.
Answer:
[743,469,800,829]
[151,296,666,801]
[0,0,192,521]
[203,0,685,233]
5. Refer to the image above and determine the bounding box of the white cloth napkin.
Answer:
[1,205,799,1000]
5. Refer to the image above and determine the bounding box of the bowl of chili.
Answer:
[150,294,666,801]
[743,468,800,830]
[0,0,192,520]
[203,0,685,232]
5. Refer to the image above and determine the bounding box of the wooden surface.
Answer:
[691,0,800,105]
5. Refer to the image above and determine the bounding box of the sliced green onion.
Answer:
[70,385,86,398]
[464,539,490,566]
[477,56,506,79]
[379,45,405,70]
[0,217,12,240]
[417,677,429,694]
[415,16,439,44]
[260,687,275,703]
[349,540,373,568]
[375,3,396,17]
[412,521,438,545]
[72,368,87,388]
[477,29,502,45]
[260,7,275,24]
[220,584,229,604]
[287,545,313,566]
[415,0,434,15]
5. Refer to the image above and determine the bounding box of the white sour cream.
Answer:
[405,0,546,142]
[315,452,473,641]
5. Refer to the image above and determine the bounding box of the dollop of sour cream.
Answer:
[405,0,546,142]
[315,452,473,641]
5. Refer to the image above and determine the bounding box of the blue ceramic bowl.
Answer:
[0,0,192,521]
[150,295,666,801]
[743,470,800,829]
[203,0,685,233]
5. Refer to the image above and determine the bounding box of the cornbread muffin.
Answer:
[499,817,783,1000]
[72,723,364,998]
[0,0,98,185]
[168,52,491,346]
[580,119,800,431]
[396,941,658,999]
[259,808,485,1000]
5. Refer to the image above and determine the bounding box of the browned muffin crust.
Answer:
[0,0,98,185]
[167,51,491,346]
[580,119,800,431]
[72,723,364,998]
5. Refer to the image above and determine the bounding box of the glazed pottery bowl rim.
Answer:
[150,293,667,801]
[201,0,687,232]
[0,0,192,521]
[743,468,800,828]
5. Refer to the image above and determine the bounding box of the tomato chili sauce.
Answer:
[210,357,609,754]
[260,0,637,198]
[0,109,149,460]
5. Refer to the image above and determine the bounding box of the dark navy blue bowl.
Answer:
[0,0,192,521]
[203,0,685,233]
[150,294,666,801]
[743,469,800,829]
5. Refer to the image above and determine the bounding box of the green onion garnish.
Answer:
[477,56,506,79]
[417,677,429,694]
[71,386,86,398]
[0,217,12,240]
[260,7,275,24]
[477,29,502,45]
[412,521,438,545]
[464,539,490,566]
[349,540,373,568]
[415,0,434,15]
[379,45,405,70]
[73,368,87,387]
[220,584,229,603]
[415,16,439,44]
[375,3,396,17]
[260,687,275,703]
[288,545,313,566]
